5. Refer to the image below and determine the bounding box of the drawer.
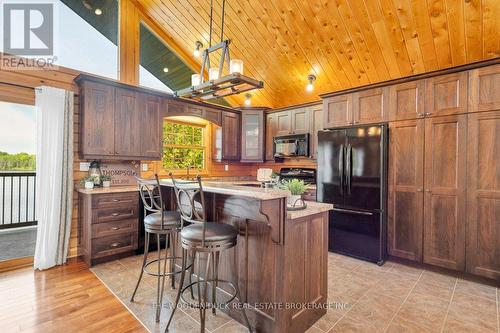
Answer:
[93,192,138,209]
[92,219,138,238]
[92,232,137,258]
[94,206,138,224]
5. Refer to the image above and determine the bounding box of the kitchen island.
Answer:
[159,180,332,333]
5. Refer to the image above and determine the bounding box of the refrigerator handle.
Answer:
[346,144,352,196]
[339,144,344,195]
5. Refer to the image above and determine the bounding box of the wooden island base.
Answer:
[161,183,331,333]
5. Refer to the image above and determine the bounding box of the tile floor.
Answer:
[91,252,500,333]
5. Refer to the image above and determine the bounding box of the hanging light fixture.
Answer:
[306,74,316,92]
[244,93,252,106]
[193,41,203,57]
[175,0,263,100]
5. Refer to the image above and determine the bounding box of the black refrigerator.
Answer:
[317,124,388,265]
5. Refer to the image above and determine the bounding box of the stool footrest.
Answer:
[143,256,191,277]
[180,279,237,310]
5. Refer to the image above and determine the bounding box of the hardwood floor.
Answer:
[0,260,146,333]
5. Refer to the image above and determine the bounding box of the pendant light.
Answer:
[176,0,263,100]
[244,93,252,106]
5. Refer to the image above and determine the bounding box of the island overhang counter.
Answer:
[159,180,333,333]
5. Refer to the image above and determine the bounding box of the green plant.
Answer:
[278,179,308,195]
[80,175,97,184]
[101,174,112,181]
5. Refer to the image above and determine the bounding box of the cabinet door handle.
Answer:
[417,113,424,118]
[425,112,432,116]
[111,199,120,202]
[111,213,120,216]
[425,189,432,192]
[110,242,121,248]
[416,188,423,192]
[111,227,120,230]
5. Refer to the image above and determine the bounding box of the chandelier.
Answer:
[175,0,263,100]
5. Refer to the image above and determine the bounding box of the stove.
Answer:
[279,168,316,185]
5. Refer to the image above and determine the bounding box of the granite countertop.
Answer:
[159,179,290,200]
[76,185,138,194]
[287,201,333,220]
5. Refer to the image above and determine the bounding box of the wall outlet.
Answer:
[224,164,229,171]
[141,163,148,172]
[79,162,90,171]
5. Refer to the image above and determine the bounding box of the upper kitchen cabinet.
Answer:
[265,113,277,161]
[352,87,389,125]
[114,88,142,158]
[468,64,500,113]
[389,81,425,121]
[240,109,265,162]
[309,104,323,159]
[79,81,116,156]
[275,111,292,136]
[77,76,163,160]
[467,110,500,280]
[290,107,310,134]
[140,95,162,159]
[215,111,240,161]
[323,94,353,128]
[425,72,468,117]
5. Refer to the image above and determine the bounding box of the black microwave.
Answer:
[273,134,309,158]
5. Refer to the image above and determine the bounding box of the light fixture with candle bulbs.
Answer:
[175,0,263,100]
[193,41,203,57]
[244,93,252,106]
[306,74,316,92]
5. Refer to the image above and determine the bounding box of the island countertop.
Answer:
[159,179,290,200]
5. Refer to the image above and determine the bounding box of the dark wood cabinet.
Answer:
[423,115,467,271]
[466,110,500,280]
[79,191,139,266]
[240,110,265,162]
[353,87,388,124]
[388,119,424,262]
[323,94,352,128]
[425,72,468,117]
[468,64,500,113]
[265,113,277,161]
[389,80,425,121]
[114,88,142,157]
[219,112,241,161]
[80,81,116,156]
[309,104,323,159]
[140,95,162,159]
[275,111,292,136]
[290,107,310,134]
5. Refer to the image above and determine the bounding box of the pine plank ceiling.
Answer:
[135,0,500,109]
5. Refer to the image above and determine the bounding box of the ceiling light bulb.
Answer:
[194,41,203,58]
[244,93,252,106]
[163,67,169,73]
[306,74,316,92]
[193,49,200,57]
[94,8,102,15]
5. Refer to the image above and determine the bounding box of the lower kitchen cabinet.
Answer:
[466,111,500,280]
[79,191,139,266]
[423,115,467,271]
[389,115,469,273]
[388,119,424,262]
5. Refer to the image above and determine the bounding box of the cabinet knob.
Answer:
[416,188,423,192]
[417,113,424,118]
[112,213,120,216]
[111,227,120,230]
[112,199,120,202]
[425,112,432,116]
[425,189,432,192]
[110,242,120,248]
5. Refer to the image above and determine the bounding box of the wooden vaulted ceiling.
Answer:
[137,0,500,109]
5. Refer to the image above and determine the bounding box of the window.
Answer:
[162,120,205,170]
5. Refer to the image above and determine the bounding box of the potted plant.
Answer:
[278,179,309,207]
[81,176,97,189]
[101,174,112,188]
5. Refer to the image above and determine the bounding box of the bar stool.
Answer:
[130,174,188,323]
[165,175,253,333]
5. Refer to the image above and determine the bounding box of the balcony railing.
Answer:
[0,172,37,229]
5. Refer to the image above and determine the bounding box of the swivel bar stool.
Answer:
[165,175,253,333]
[131,174,186,322]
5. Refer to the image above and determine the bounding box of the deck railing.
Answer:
[0,172,37,229]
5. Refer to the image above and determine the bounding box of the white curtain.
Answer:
[34,86,74,270]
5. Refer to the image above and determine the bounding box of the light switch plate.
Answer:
[141,163,148,172]
[224,164,229,171]
[80,162,90,171]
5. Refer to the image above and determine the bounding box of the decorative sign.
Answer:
[100,161,140,186]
